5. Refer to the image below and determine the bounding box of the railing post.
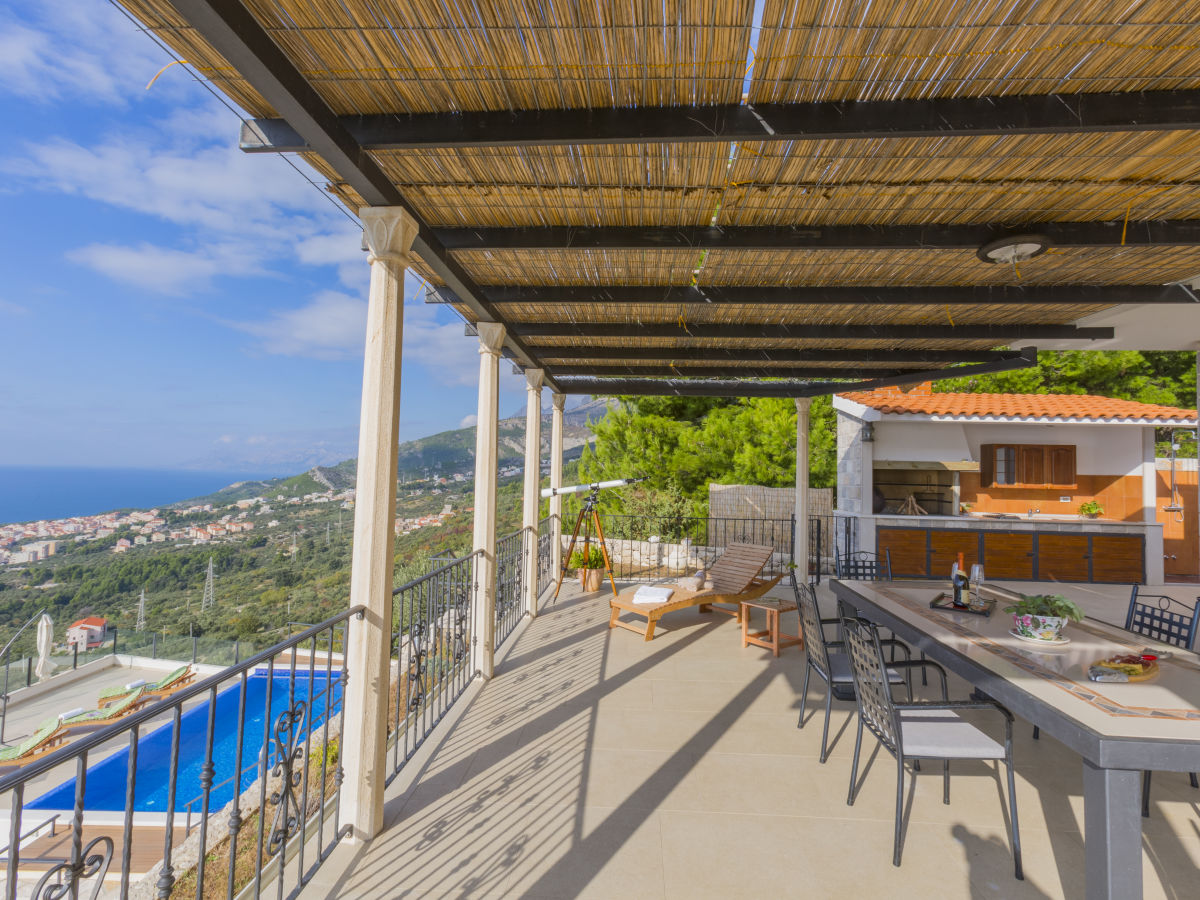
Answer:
[523,369,544,617]
[192,635,198,663]
[152,633,157,658]
[343,206,417,843]
[471,323,505,680]
[234,640,240,664]
[73,644,78,670]
[112,627,118,656]
[25,657,31,688]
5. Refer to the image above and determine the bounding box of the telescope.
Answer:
[541,477,645,499]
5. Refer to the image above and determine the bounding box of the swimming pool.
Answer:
[29,670,342,813]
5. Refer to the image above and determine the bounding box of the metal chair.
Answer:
[835,549,893,581]
[791,574,926,763]
[841,615,1023,879]
[1125,585,1200,816]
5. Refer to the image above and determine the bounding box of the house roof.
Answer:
[69,617,107,629]
[838,384,1197,424]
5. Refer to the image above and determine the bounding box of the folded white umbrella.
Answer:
[35,614,57,682]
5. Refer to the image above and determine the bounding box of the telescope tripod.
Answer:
[554,487,618,601]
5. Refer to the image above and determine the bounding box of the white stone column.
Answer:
[795,398,811,581]
[342,206,417,842]
[472,323,505,679]
[1142,426,1157,523]
[522,369,544,617]
[550,393,566,583]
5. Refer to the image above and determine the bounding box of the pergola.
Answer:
[113,2,1200,896]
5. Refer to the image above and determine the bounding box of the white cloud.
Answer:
[233,290,368,361]
[67,241,261,295]
[0,298,29,316]
[459,414,478,428]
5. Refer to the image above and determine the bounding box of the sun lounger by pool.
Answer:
[0,722,66,768]
[59,688,146,734]
[608,542,784,641]
[98,666,192,708]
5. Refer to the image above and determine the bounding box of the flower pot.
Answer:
[1011,613,1069,642]
[1082,512,1100,519]
[580,568,603,592]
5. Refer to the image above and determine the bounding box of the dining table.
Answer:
[831,579,1200,900]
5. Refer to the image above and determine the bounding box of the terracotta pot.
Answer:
[580,568,603,592]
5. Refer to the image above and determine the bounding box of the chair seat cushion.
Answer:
[828,653,906,686]
[900,708,1004,759]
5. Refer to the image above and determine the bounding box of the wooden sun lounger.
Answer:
[608,543,783,641]
[99,665,193,708]
[0,722,67,769]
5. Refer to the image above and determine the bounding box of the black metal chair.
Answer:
[841,615,1023,879]
[792,574,927,763]
[836,549,893,581]
[1126,586,1200,816]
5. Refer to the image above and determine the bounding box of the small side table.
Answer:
[740,597,803,657]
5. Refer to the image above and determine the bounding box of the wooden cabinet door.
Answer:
[1036,534,1090,582]
[928,530,980,579]
[981,533,1035,580]
[1090,535,1144,583]
[876,528,928,578]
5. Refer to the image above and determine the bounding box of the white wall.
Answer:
[958,422,1147,476]
[873,421,972,463]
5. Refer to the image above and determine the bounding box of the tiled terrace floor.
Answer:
[314,582,1200,899]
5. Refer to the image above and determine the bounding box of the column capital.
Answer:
[360,207,418,266]
[551,392,566,411]
[795,397,813,412]
[477,322,506,356]
[525,368,544,392]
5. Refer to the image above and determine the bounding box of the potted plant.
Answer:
[1078,500,1104,519]
[1005,593,1085,642]
[570,545,606,592]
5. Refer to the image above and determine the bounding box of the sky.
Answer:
[0,1,533,475]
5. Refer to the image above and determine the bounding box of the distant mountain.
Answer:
[178,398,611,505]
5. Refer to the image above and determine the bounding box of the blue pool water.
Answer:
[29,672,341,813]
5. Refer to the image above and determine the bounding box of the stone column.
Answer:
[472,323,505,679]
[522,369,544,616]
[795,398,811,580]
[342,206,417,842]
[550,393,566,584]
[1141,427,1157,524]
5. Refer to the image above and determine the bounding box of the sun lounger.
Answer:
[99,666,192,708]
[0,722,66,768]
[59,688,146,734]
[608,543,784,641]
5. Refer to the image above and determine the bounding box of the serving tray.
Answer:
[930,592,995,617]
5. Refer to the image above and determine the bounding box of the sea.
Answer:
[0,466,273,526]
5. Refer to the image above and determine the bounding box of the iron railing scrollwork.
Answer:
[494,529,526,649]
[536,516,555,597]
[389,551,481,785]
[0,607,359,900]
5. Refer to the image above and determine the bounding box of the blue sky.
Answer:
[0,2,530,475]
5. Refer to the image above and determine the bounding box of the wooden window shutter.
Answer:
[981,444,995,487]
[1018,446,1045,485]
[1049,446,1076,486]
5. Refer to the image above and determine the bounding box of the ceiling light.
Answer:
[977,234,1050,265]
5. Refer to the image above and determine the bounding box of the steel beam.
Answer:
[439,284,1194,307]
[241,89,1200,151]
[434,220,1200,251]
[553,347,1037,397]
[546,365,917,379]
[171,0,557,389]
[513,323,1113,341]
[534,347,1026,364]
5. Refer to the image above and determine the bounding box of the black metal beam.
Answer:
[535,347,1027,364]
[241,89,1200,151]
[554,347,1038,398]
[547,365,917,379]
[514,323,1113,341]
[442,284,1194,306]
[171,0,558,389]
[434,220,1200,251]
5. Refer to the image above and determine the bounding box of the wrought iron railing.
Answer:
[0,609,359,899]
[537,516,556,596]
[596,514,797,581]
[494,529,525,648]
[389,551,480,783]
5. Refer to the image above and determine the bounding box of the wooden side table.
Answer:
[740,597,803,657]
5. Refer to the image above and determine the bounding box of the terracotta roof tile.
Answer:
[838,386,1197,423]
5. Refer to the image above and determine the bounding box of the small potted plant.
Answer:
[570,545,606,592]
[1005,593,1085,642]
[1078,500,1104,519]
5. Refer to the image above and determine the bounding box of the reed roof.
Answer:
[115,0,1200,394]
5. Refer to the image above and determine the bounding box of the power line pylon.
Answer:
[201,556,216,611]
[136,588,147,632]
